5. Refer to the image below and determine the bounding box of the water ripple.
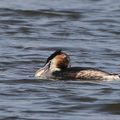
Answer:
[0,0,120,119]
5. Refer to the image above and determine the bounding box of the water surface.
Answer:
[0,0,120,119]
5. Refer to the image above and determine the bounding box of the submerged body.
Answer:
[35,50,120,81]
[51,67,119,80]
[36,66,119,80]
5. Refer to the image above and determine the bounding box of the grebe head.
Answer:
[45,50,70,72]
[49,51,70,72]
[35,50,70,78]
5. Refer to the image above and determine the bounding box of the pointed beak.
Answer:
[35,61,51,78]
[43,60,51,73]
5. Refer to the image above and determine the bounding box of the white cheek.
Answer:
[49,59,61,72]
[50,59,56,67]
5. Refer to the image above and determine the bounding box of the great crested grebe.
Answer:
[35,50,120,80]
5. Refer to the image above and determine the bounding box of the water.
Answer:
[0,0,120,119]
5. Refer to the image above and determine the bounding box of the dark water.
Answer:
[0,0,120,119]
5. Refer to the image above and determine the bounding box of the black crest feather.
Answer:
[45,49,62,64]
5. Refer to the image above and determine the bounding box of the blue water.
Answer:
[0,0,120,119]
